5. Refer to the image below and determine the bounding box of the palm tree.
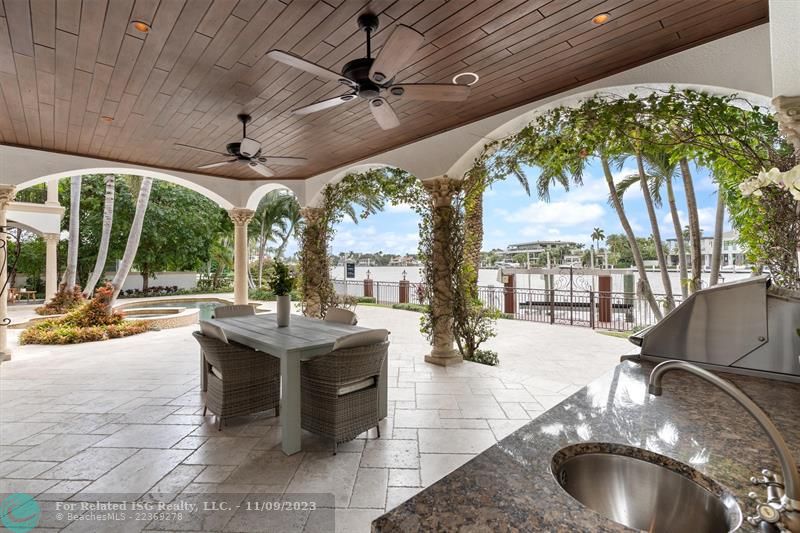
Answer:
[251,190,300,287]
[590,227,605,268]
[62,176,81,290]
[463,163,532,286]
[613,152,674,311]
[275,200,300,260]
[208,235,233,289]
[616,148,688,299]
[111,177,153,303]
[709,184,726,286]
[83,175,115,296]
[679,158,702,292]
[601,156,663,320]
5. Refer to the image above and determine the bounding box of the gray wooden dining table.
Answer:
[205,313,388,455]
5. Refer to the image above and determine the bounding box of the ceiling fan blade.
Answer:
[174,143,229,157]
[369,97,400,130]
[260,156,307,166]
[389,83,471,101]
[369,25,424,84]
[197,159,237,169]
[292,94,356,115]
[267,50,355,86]
[249,161,275,178]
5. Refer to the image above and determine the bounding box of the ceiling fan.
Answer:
[174,114,306,177]
[266,13,471,130]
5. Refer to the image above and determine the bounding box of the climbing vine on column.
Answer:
[298,168,425,318]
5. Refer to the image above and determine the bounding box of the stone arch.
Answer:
[15,167,234,209]
[446,82,772,180]
[245,183,299,210]
[6,219,44,235]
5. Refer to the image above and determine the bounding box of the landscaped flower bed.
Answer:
[21,284,150,345]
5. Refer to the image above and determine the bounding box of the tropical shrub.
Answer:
[21,284,149,345]
[470,349,499,366]
[248,288,301,301]
[35,284,85,315]
[392,303,429,313]
[121,285,180,298]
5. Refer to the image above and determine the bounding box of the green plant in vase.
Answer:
[267,261,297,326]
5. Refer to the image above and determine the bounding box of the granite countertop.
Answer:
[373,361,800,532]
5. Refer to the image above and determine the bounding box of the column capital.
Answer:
[0,185,16,209]
[421,176,460,208]
[43,233,60,243]
[228,207,255,226]
[773,95,800,151]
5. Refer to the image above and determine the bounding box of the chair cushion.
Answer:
[210,366,223,380]
[337,377,375,396]
[333,329,389,351]
[324,307,358,325]
[200,321,228,343]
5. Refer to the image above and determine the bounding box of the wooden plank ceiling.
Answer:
[0,0,768,180]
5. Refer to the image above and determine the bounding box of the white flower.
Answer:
[741,164,800,199]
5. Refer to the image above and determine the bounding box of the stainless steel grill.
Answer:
[629,276,800,382]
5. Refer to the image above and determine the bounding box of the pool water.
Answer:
[144,301,224,321]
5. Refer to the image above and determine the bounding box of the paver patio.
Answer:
[0,305,627,532]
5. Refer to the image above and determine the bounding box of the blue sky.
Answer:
[290,159,727,256]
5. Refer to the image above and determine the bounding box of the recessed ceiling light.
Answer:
[452,72,479,86]
[131,20,150,33]
[592,13,611,24]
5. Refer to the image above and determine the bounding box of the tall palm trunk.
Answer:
[602,156,662,320]
[709,187,725,286]
[679,158,702,292]
[84,175,115,296]
[636,153,674,311]
[665,178,688,298]
[62,176,81,290]
[276,217,299,261]
[111,177,153,304]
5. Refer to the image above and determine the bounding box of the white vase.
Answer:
[276,294,291,327]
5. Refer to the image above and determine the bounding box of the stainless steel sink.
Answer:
[552,444,742,532]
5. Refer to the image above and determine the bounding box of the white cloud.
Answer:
[497,200,605,227]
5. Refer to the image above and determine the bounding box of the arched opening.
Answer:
[16,167,234,209]
[447,83,771,180]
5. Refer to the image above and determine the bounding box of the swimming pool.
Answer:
[137,300,224,320]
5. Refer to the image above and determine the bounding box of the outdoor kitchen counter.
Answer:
[372,361,800,532]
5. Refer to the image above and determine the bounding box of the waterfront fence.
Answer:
[333,279,679,332]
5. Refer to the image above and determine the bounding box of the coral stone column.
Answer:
[299,207,329,318]
[44,233,60,301]
[0,185,17,362]
[229,208,255,305]
[422,177,462,366]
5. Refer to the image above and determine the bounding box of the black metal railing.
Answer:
[333,279,678,331]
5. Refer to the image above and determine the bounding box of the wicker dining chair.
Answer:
[200,304,255,392]
[213,304,256,318]
[193,322,280,431]
[324,307,358,325]
[300,329,389,453]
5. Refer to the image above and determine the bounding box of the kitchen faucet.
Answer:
[648,360,799,532]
